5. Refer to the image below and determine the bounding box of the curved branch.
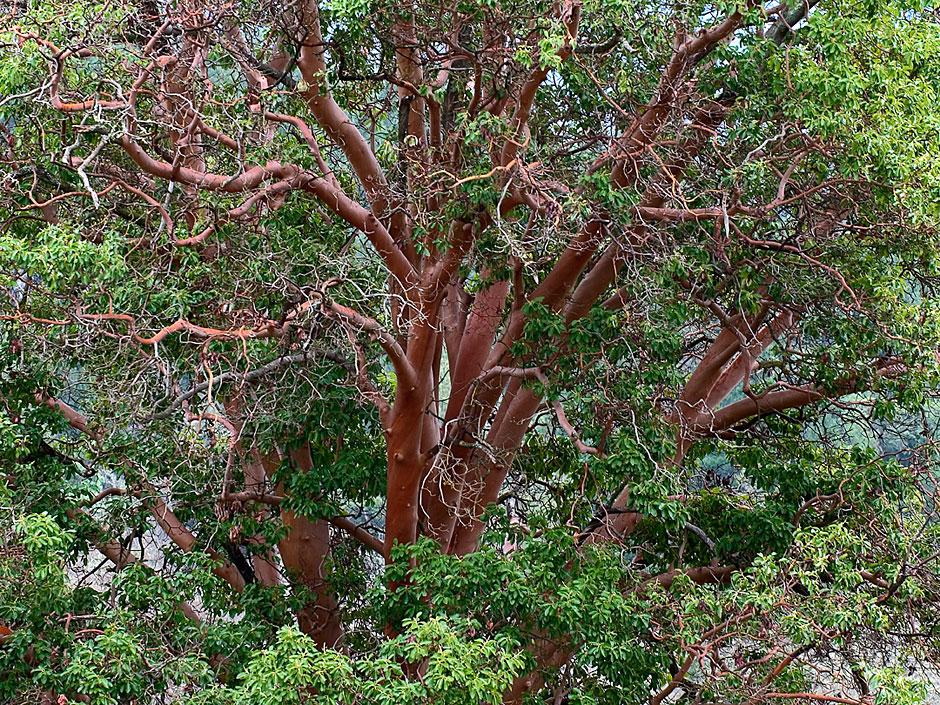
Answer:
[329,516,385,555]
[37,394,102,440]
[704,384,825,434]
[120,136,300,192]
[323,298,417,390]
[499,0,581,167]
[294,0,395,223]
[142,487,247,593]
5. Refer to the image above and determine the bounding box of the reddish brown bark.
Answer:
[278,509,344,648]
[18,3,871,699]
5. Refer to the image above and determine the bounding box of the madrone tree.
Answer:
[2,0,940,702]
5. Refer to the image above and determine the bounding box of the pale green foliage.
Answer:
[11,513,74,612]
[191,618,527,705]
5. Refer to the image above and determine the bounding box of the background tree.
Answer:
[2,0,940,702]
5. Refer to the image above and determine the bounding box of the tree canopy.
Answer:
[2,0,940,702]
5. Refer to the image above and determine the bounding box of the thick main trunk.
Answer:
[450,387,543,555]
[385,298,446,561]
[385,403,426,560]
[421,280,512,546]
